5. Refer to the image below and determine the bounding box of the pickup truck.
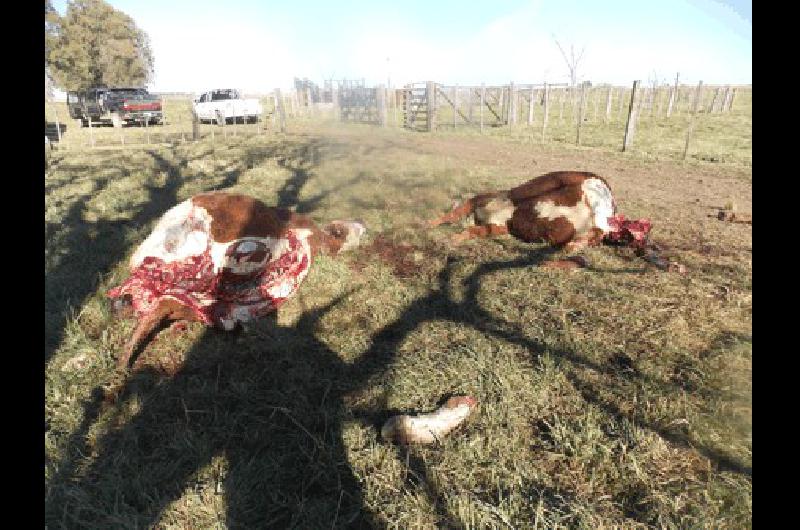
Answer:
[192,89,262,125]
[67,87,163,127]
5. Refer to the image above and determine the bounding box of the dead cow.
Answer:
[428,171,651,253]
[108,192,366,369]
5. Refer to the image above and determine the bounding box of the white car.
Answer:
[192,89,263,124]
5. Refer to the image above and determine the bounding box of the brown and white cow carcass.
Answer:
[108,192,366,369]
[427,171,661,268]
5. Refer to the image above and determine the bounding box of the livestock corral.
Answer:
[45,89,751,527]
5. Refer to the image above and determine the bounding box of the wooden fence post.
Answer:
[453,85,458,129]
[499,86,505,124]
[541,83,549,142]
[88,115,94,148]
[683,81,704,160]
[272,93,278,129]
[622,80,640,152]
[527,85,535,126]
[393,88,398,126]
[145,113,152,144]
[618,86,626,120]
[276,88,287,133]
[666,86,676,118]
[708,87,720,113]
[604,85,612,123]
[478,83,486,134]
[332,85,340,121]
[426,81,436,132]
[377,84,387,127]
[559,88,565,122]
[655,86,663,117]
[721,86,732,112]
[508,82,517,126]
[671,73,680,115]
[53,108,62,144]
[576,82,587,145]
[649,85,656,117]
[727,87,737,111]
[635,85,645,117]
[403,87,411,129]
[571,86,578,121]
[191,109,199,140]
[467,87,473,123]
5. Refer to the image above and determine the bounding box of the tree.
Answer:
[552,35,586,87]
[46,0,154,92]
[45,0,59,63]
[45,0,60,99]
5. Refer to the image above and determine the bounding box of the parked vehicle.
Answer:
[192,89,262,125]
[67,87,163,127]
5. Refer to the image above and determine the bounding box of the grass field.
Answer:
[45,102,751,528]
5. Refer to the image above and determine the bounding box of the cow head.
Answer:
[323,219,367,253]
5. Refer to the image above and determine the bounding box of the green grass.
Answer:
[45,112,751,528]
[433,86,752,168]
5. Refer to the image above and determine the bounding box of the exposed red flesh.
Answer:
[108,231,309,329]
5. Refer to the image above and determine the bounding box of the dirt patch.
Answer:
[649,237,747,259]
[350,234,444,278]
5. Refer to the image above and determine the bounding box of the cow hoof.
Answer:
[112,296,134,318]
[565,241,589,253]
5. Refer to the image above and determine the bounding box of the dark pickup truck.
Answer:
[67,87,163,127]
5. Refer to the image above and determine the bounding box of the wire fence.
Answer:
[44,81,751,165]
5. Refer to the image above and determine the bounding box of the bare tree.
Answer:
[553,35,586,87]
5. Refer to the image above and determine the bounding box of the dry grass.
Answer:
[45,107,751,528]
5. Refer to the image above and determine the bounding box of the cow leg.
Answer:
[565,228,605,253]
[428,198,476,227]
[117,299,197,370]
[451,224,509,244]
[564,238,590,253]
[118,310,169,370]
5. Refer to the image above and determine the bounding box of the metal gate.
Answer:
[337,80,380,124]
[402,83,431,131]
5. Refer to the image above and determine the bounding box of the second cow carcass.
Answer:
[428,171,651,251]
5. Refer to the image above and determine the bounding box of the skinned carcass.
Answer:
[108,192,366,369]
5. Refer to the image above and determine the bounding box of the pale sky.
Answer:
[51,0,751,94]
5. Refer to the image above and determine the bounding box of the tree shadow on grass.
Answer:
[46,241,751,527]
[45,243,554,528]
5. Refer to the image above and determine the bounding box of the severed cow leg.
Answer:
[381,396,478,444]
[450,223,509,244]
